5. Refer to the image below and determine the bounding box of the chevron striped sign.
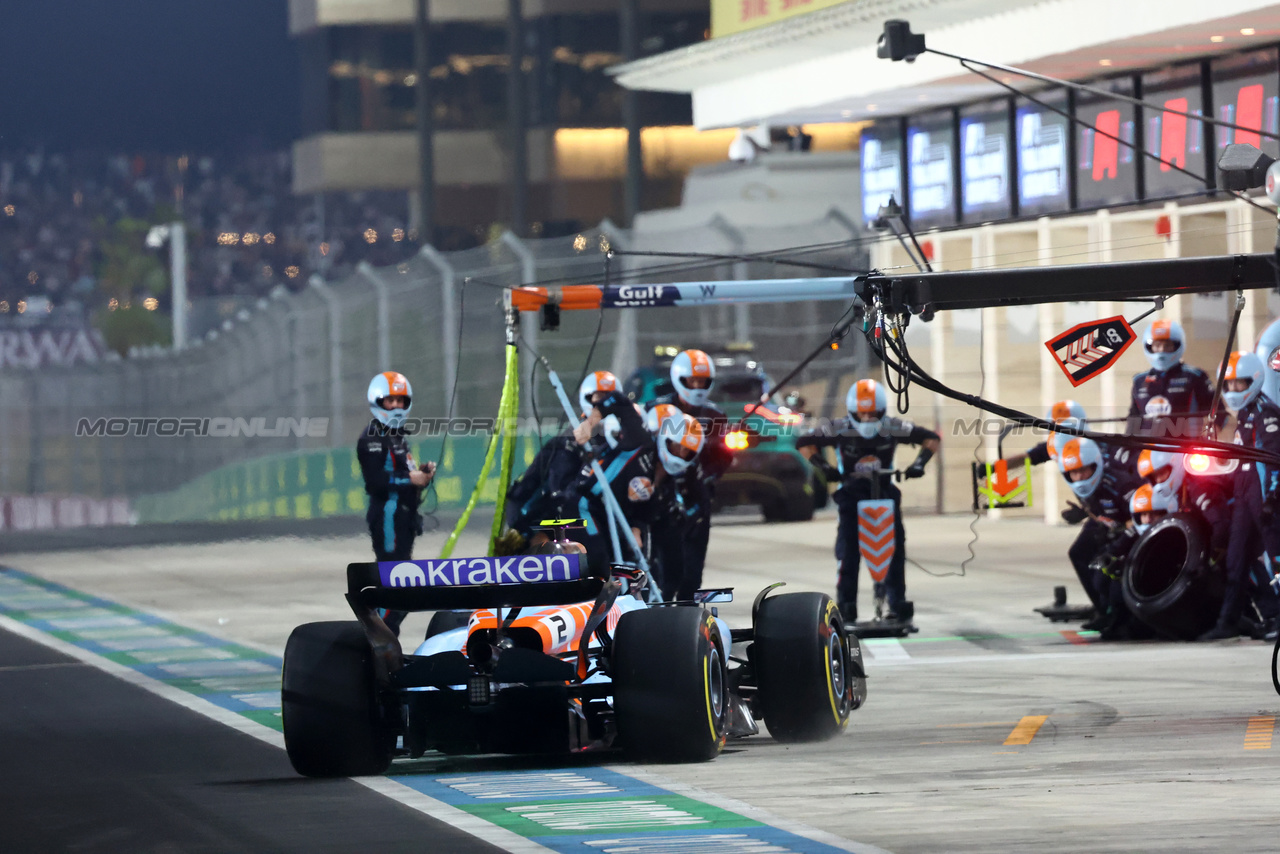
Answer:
[1045,315,1136,387]
[857,499,896,582]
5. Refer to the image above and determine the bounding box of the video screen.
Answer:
[1212,47,1280,166]
[960,99,1013,222]
[1142,64,1209,198]
[1016,90,1071,216]
[907,110,958,227]
[860,120,905,225]
[1075,76,1139,208]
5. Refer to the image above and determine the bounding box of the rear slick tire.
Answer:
[281,621,396,777]
[612,607,728,762]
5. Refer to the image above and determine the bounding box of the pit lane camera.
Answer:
[1217,143,1280,199]
[876,20,926,63]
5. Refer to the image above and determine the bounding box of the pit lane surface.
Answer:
[0,625,501,854]
[5,513,1280,853]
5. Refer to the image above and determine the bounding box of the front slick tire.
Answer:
[612,607,728,762]
[754,592,857,743]
[282,621,395,777]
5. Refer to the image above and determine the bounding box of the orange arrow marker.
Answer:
[990,459,1019,498]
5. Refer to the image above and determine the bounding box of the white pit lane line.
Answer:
[0,608,892,854]
[0,612,554,854]
[610,766,895,854]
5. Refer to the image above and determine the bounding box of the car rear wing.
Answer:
[346,554,605,613]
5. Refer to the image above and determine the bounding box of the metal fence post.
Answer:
[171,221,188,351]
[420,244,458,412]
[358,262,392,371]
[598,219,637,379]
[309,275,344,446]
[710,215,751,342]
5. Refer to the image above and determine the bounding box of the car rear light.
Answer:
[468,675,492,705]
[726,431,750,451]
[1184,452,1238,476]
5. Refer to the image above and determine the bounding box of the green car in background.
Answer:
[624,345,828,523]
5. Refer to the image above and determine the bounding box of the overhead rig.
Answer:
[502,20,1280,472]
[507,217,1280,470]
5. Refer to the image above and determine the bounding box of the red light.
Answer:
[1092,110,1121,181]
[726,431,750,451]
[1187,454,1211,473]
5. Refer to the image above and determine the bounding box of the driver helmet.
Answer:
[368,371,413,429]
[647,406,704,476]
[1221,350,1265,412]
[1136,449,1184,504]
[578,370,619,416]
[1058,437,1104,500]
[847,378,887,440]
[1143,320,1186,373]
[1046,399,1086,460]
[670,349,715,407]
[1130,483,1177,535]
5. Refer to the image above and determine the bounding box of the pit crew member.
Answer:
[1086,483,1176,639]
[1057,436,1141,622]
[358,371,435,561]
[1128,320,1215,437]
[506,371,619,542]
[643,405,708,600]
[644,350,733,600]
[1200,352,1280,640]
[1003,400,1088,469]
[358,372,435,633]
[556,384,657,574]
[796,379,939,624]
[1136,449,1231,564]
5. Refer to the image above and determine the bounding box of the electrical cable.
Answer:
[960,303,984,578]
[449,198,1271,303]
[928,46,1280,143]
[516,328,561,489]
[888,219,934,274]
[742,295,866,419]
[491,200,1249,295]
[530,346,545,449]
[878,209,972,575]
[1205,290,1247,436]
[609,247,867,277]
[959,59,1277,219]
[1272,629,1280,696]
[885,222,928,271]
[576,251,611,397]
[908,556,966,578]
[423,278,469,519]
[868,311,1280,466]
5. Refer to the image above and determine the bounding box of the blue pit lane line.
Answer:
[0,565,890,854]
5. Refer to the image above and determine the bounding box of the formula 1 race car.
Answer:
[280,544,866,776]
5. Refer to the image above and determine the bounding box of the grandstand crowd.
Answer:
[0,150,441,315]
